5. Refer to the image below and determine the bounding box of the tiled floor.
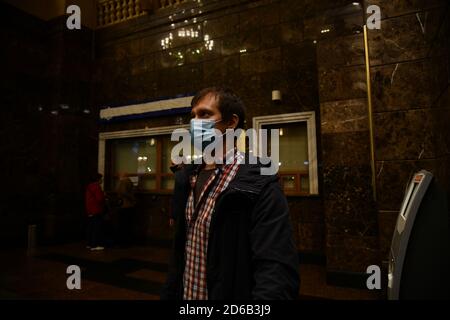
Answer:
[0,243,380,300]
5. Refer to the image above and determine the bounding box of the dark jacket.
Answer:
[169,165,190,221]
[161,155,300,300]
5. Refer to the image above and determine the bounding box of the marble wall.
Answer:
[367,0,450,260]
[315,0,449,278]
[315,5,380,275]
[1,3,98,245]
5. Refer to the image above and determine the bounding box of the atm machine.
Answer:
[388,170,450,299]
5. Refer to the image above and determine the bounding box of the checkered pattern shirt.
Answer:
[183,151,244,300]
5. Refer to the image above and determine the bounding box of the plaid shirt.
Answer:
[183,151,244,300]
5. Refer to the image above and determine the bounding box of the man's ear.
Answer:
[228,113,239,129]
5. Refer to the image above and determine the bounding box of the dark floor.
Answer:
[0,243,380,300]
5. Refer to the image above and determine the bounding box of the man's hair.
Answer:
[191,87,246,129]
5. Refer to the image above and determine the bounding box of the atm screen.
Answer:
[400,174,423,220]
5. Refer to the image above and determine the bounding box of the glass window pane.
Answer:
[262,122,309,194]
[107,134,178,192]
[281,175,297,190]
[262,122,309,171]
[161,136,178,174]
[139,175,156,190]
[161,176,175,190]
[112,137,157,176]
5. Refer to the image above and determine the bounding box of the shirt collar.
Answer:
[192,147,240,176]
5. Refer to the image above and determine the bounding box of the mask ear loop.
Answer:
[215,118,236,130]
[217,113,239,130]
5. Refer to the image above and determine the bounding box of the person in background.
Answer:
[116,172,137,247]
[85,173,105,251]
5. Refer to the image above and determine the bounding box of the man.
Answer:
[161,87,299,300]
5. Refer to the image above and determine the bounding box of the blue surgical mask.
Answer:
[190,118,223,151]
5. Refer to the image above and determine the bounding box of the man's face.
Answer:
[190,93,228,133]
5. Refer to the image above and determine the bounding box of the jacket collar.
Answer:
[226,153,278,196]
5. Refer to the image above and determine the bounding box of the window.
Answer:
[107,135,176,193]
[98,125,189,194]
[253,112,319,196]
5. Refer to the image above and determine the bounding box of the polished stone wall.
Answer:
[1,3,49,246]
[315,4,380,275]
[367,0,450,261]
[0,2,98,246]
